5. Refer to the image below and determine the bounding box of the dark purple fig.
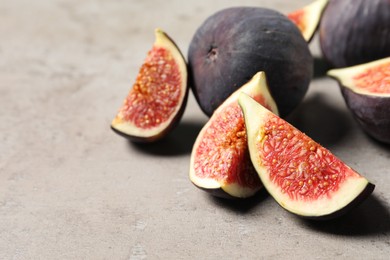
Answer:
[188,7,313,118]
[328,57,390,144]
[320,0,390,68]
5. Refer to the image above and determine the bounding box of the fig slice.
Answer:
[327,57,390,144]
[189,72,278,199]
[288,0,329,42]
[239,93,375,219]
[111,28,189,142]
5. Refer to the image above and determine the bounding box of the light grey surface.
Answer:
[1,0,389,259]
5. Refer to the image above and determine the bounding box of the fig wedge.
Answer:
[111,28,189,142]
[288,0,329,42]
[239,93,375,219]
[189,72,278,199]
[328,57,390,144]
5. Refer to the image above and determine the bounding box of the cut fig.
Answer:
[189,72,278,199]
[111,28,189,142]
[188,7,313,118]
[239,93,375,219]
[319,0,390,68]
[287,0,329,42]
[327,57,390,144]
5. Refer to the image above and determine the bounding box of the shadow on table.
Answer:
[286,93,352,148]
[313,56,332,78]
[208,190,389,236]
[206,189,269,214]
[299,195,390,236]
[128,119,205,156]
[365,131,390,151]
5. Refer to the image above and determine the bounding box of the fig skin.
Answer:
[188,7,313,118]
[320,0,390,68]
[339,87,390,144]
[303,181,375,220]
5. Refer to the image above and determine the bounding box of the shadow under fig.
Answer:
[299,195,390,236]
[128,119,205,156]
[365,131,390,151]
[286,94,352,148]
[206,188,269,214]
[313,56,332,78]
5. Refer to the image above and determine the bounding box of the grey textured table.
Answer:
[1,0,389,259]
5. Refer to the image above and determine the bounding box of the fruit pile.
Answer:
[111,0,390,220]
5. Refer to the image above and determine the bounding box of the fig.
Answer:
[327,57,390,144]
[239,93,375,219]
[188,7,313,118]
[287,0,329,42]
[319,0,390,68]
[189,72,278,199]
[111,28,189,142]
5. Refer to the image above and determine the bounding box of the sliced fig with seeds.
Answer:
[287,0,329,42]
[328,57,390,144]
[111,28,189,142]
[239,93,375,219]
[189,72,278,199]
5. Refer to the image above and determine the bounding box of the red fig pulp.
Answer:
[111,28,188,142]
[328,57,390,144]
[239,93,375,219]
[189,72,278,199]
[288,0,329,42]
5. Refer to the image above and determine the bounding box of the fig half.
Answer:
[287,0,329,42]
[189,72,278,199]
[328,57,390,144]
[239,93,375,219]
[111,28,189,142]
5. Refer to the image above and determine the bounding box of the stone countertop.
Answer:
[1,0,389,259]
